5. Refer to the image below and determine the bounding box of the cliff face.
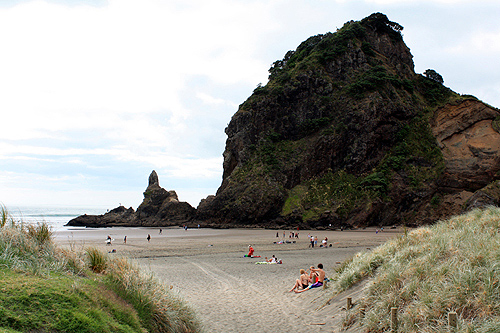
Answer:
[197,13,500,228]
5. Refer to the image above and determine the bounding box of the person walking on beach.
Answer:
[159,228,162,234]
[123,236,127,244]
[147,234,151,242]
[295,264,325,293]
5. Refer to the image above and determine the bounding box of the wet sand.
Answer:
[55,226,402,332]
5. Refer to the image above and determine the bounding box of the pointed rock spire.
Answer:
[149,170,159,187]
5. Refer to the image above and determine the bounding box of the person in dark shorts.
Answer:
[294,264,325,293]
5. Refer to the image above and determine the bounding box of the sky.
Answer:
[0,0,499,210]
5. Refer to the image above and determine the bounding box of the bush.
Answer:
[85,247,108,274]
[26,223,52,246]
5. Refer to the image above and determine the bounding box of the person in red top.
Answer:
[247,245,254,257]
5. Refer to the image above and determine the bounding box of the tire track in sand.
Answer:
[179,258,309,332]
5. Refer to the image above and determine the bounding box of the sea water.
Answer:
[7,205,108,231]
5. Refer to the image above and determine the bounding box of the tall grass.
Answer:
[0,204,14,228]
[329,206,500,332]
[106,258,200,333]
[0,206,201,332]
[86,246,108,273]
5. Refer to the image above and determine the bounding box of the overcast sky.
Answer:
[0,0,499,210]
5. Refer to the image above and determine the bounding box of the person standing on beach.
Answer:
[159,228,162,234]
[295,264,325,293]
[147,234,151,242]
[123,236,127,244]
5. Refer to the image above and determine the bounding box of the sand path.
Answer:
[55,227,401,332]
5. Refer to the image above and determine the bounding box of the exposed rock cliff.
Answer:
[197,13,500,228]
[66,171,196,227]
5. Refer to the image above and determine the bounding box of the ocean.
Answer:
[7,206,108,231]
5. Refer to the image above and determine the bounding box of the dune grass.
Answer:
[329,206,500,332]
[0,205,201,333]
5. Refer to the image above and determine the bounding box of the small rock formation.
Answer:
[66,205,137,227]
[465,180,500,211]
[66,171,196,227]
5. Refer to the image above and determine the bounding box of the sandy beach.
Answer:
[55,226,402,332]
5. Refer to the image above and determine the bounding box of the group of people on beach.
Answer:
[307,235,330,248]
[289,263,326,293]
[276,230,300,239]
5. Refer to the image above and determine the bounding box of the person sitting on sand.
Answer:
[289,269,309,292]
[295,264,325,293]
[247,245,254,257]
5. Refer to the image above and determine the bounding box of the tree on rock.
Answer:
[424,69,444,84]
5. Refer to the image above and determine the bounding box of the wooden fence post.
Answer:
[448,312,457,329]
[391,307,398,332]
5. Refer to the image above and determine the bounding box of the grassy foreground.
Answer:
[0,205,200,333]
[330,206,500,332]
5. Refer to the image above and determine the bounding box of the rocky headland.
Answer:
[68,13,500,229]
[196,13,500,228]
[66,170,196,227]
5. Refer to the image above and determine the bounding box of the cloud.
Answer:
[0,0,499,208]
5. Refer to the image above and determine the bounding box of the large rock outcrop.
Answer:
[66,171,196,227]
[197,13,500,228]
[431,100,500,191]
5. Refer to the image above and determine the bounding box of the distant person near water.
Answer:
[147,234,151,242]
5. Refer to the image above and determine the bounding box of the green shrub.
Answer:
[86,247,108,274]
[26,223,52,246]
[493,116,500,133]
[283,169,377,221]
[299,117,332,135]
